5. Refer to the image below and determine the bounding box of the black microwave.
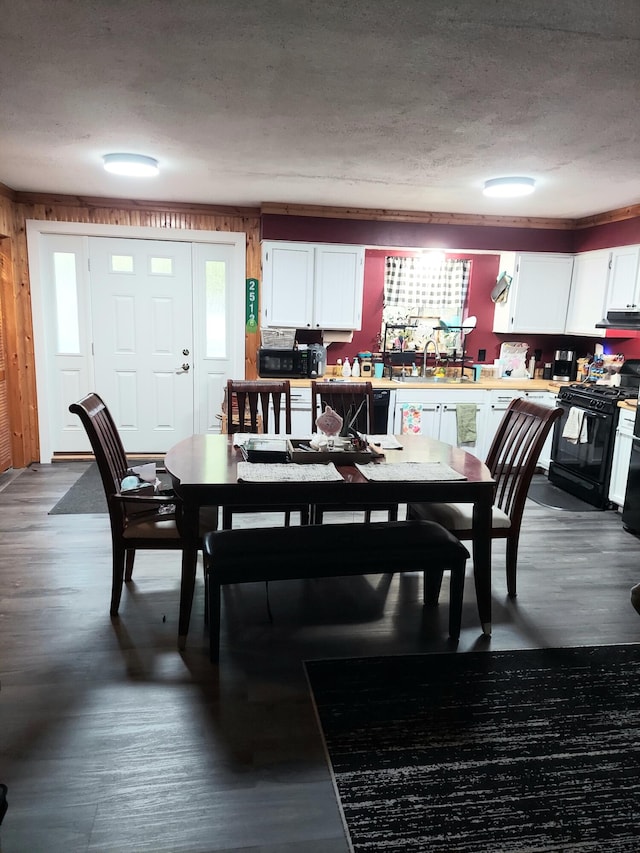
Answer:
[258,345,326,378]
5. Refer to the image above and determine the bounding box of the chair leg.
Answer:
[506,535,519,598]
[284,511,292,527]
[447,559,465,640]
[300,506,310,525]
[124,550,135,582]
[424,568,445,606]
[209,581,221,663]
[110,546,126,616]
[222,507,232,530]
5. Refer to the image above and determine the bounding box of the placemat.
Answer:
[355,461,466,481]
[237,462,344,482]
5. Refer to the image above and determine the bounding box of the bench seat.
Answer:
[203,520,470,662]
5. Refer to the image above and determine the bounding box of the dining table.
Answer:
[164,433,496,648]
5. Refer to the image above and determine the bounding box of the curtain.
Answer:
[384,256,471,320]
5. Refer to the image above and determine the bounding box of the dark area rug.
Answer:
[527,474,600,511]
[306,645,640,853]
[49,460,169,514]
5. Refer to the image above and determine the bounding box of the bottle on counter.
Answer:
[342,358,352,377]
[335,358,342,377]
[352,357,360,377]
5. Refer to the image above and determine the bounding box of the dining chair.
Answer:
[69,392,218,620]
[310,380,398,524]
[222,379,310,529]
[406,397,562,597]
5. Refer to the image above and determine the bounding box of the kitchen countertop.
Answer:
[286,376,563,392]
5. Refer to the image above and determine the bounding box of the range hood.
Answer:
[595,310,640,330]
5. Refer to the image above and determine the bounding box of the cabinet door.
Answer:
[483,392,520,460]
[314,245,364,330]
[609,412,635,507]
[439,402,483,459]
[524,390,557,471]
[605,245,640,311]
[498,254,574,334]
[393,402,440,436]
[565,250,610,336]
[262,242,314,328]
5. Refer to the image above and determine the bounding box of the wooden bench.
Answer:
[203,520,470,662]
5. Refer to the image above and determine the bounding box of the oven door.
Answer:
[550,398,614,493]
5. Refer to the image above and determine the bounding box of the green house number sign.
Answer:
[245,278,258,333]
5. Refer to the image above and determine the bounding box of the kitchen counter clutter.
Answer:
[266,374,561,466]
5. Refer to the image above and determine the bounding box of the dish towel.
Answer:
[401,404,422,434]
[562,406,587,444]
[456,403,477,445]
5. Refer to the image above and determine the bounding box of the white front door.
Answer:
[27,221,246,461]
[89,237,195,453]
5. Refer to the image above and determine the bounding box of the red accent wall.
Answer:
[262,214,574,253]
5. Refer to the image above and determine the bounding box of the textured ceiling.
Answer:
[1,0,639,219]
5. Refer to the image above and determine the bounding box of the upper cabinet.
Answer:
[603,245,640,312]
[493,253,574,334]
[565,249,610,336]
[262,241,364,330]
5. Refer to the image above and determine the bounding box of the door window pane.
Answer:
[205,261,226,357]
[150,256,174,275]
[53,252,80,353]
[111,254,134,273]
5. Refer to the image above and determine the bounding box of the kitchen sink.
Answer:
[392,375,473,384]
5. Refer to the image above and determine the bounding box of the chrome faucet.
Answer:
[422,339,439,377]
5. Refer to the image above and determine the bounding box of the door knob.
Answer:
[182,363,190,372]
[183,348,190,356]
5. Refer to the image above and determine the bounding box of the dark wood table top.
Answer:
[164,432,495,507]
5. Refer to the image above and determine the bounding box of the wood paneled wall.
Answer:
[0,191,261,467]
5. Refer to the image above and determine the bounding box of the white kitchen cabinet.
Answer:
[266,387,312,436]
[261,241,364,330]
[493,253,574,334]
[438,391,486,459]
[609,408,635,508]
[565,249,610,336]
[393,396,441,439]
[393,388,486,459]
[482,389,558,469]
[523,390,559,471]
[604,245,640,312]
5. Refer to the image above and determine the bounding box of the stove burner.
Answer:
[561,383,638,401]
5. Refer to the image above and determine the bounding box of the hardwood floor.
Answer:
[1,461,639,852]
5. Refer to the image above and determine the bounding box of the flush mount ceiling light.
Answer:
[103,153,159,177]
[483,176,536,198]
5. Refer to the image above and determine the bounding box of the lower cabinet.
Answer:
[609,408,635,508]
[483,389,558,470]
[393,389,486,459]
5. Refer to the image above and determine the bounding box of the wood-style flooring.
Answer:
[1,461,639,852]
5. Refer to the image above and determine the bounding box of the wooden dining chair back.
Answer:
[310,380,374,436]
[407,397,562,597]
[222,379,308,529]
[225,379,292,434]
[69,392,218,624]
[310,380,397,524]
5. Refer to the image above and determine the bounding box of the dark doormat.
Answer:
[306,645,640,853]
[527,475,601,511]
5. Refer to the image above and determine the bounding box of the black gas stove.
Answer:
[551,368,640,508]
[558,382,639,413]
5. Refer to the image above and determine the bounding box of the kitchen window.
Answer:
[382,255,471,351]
